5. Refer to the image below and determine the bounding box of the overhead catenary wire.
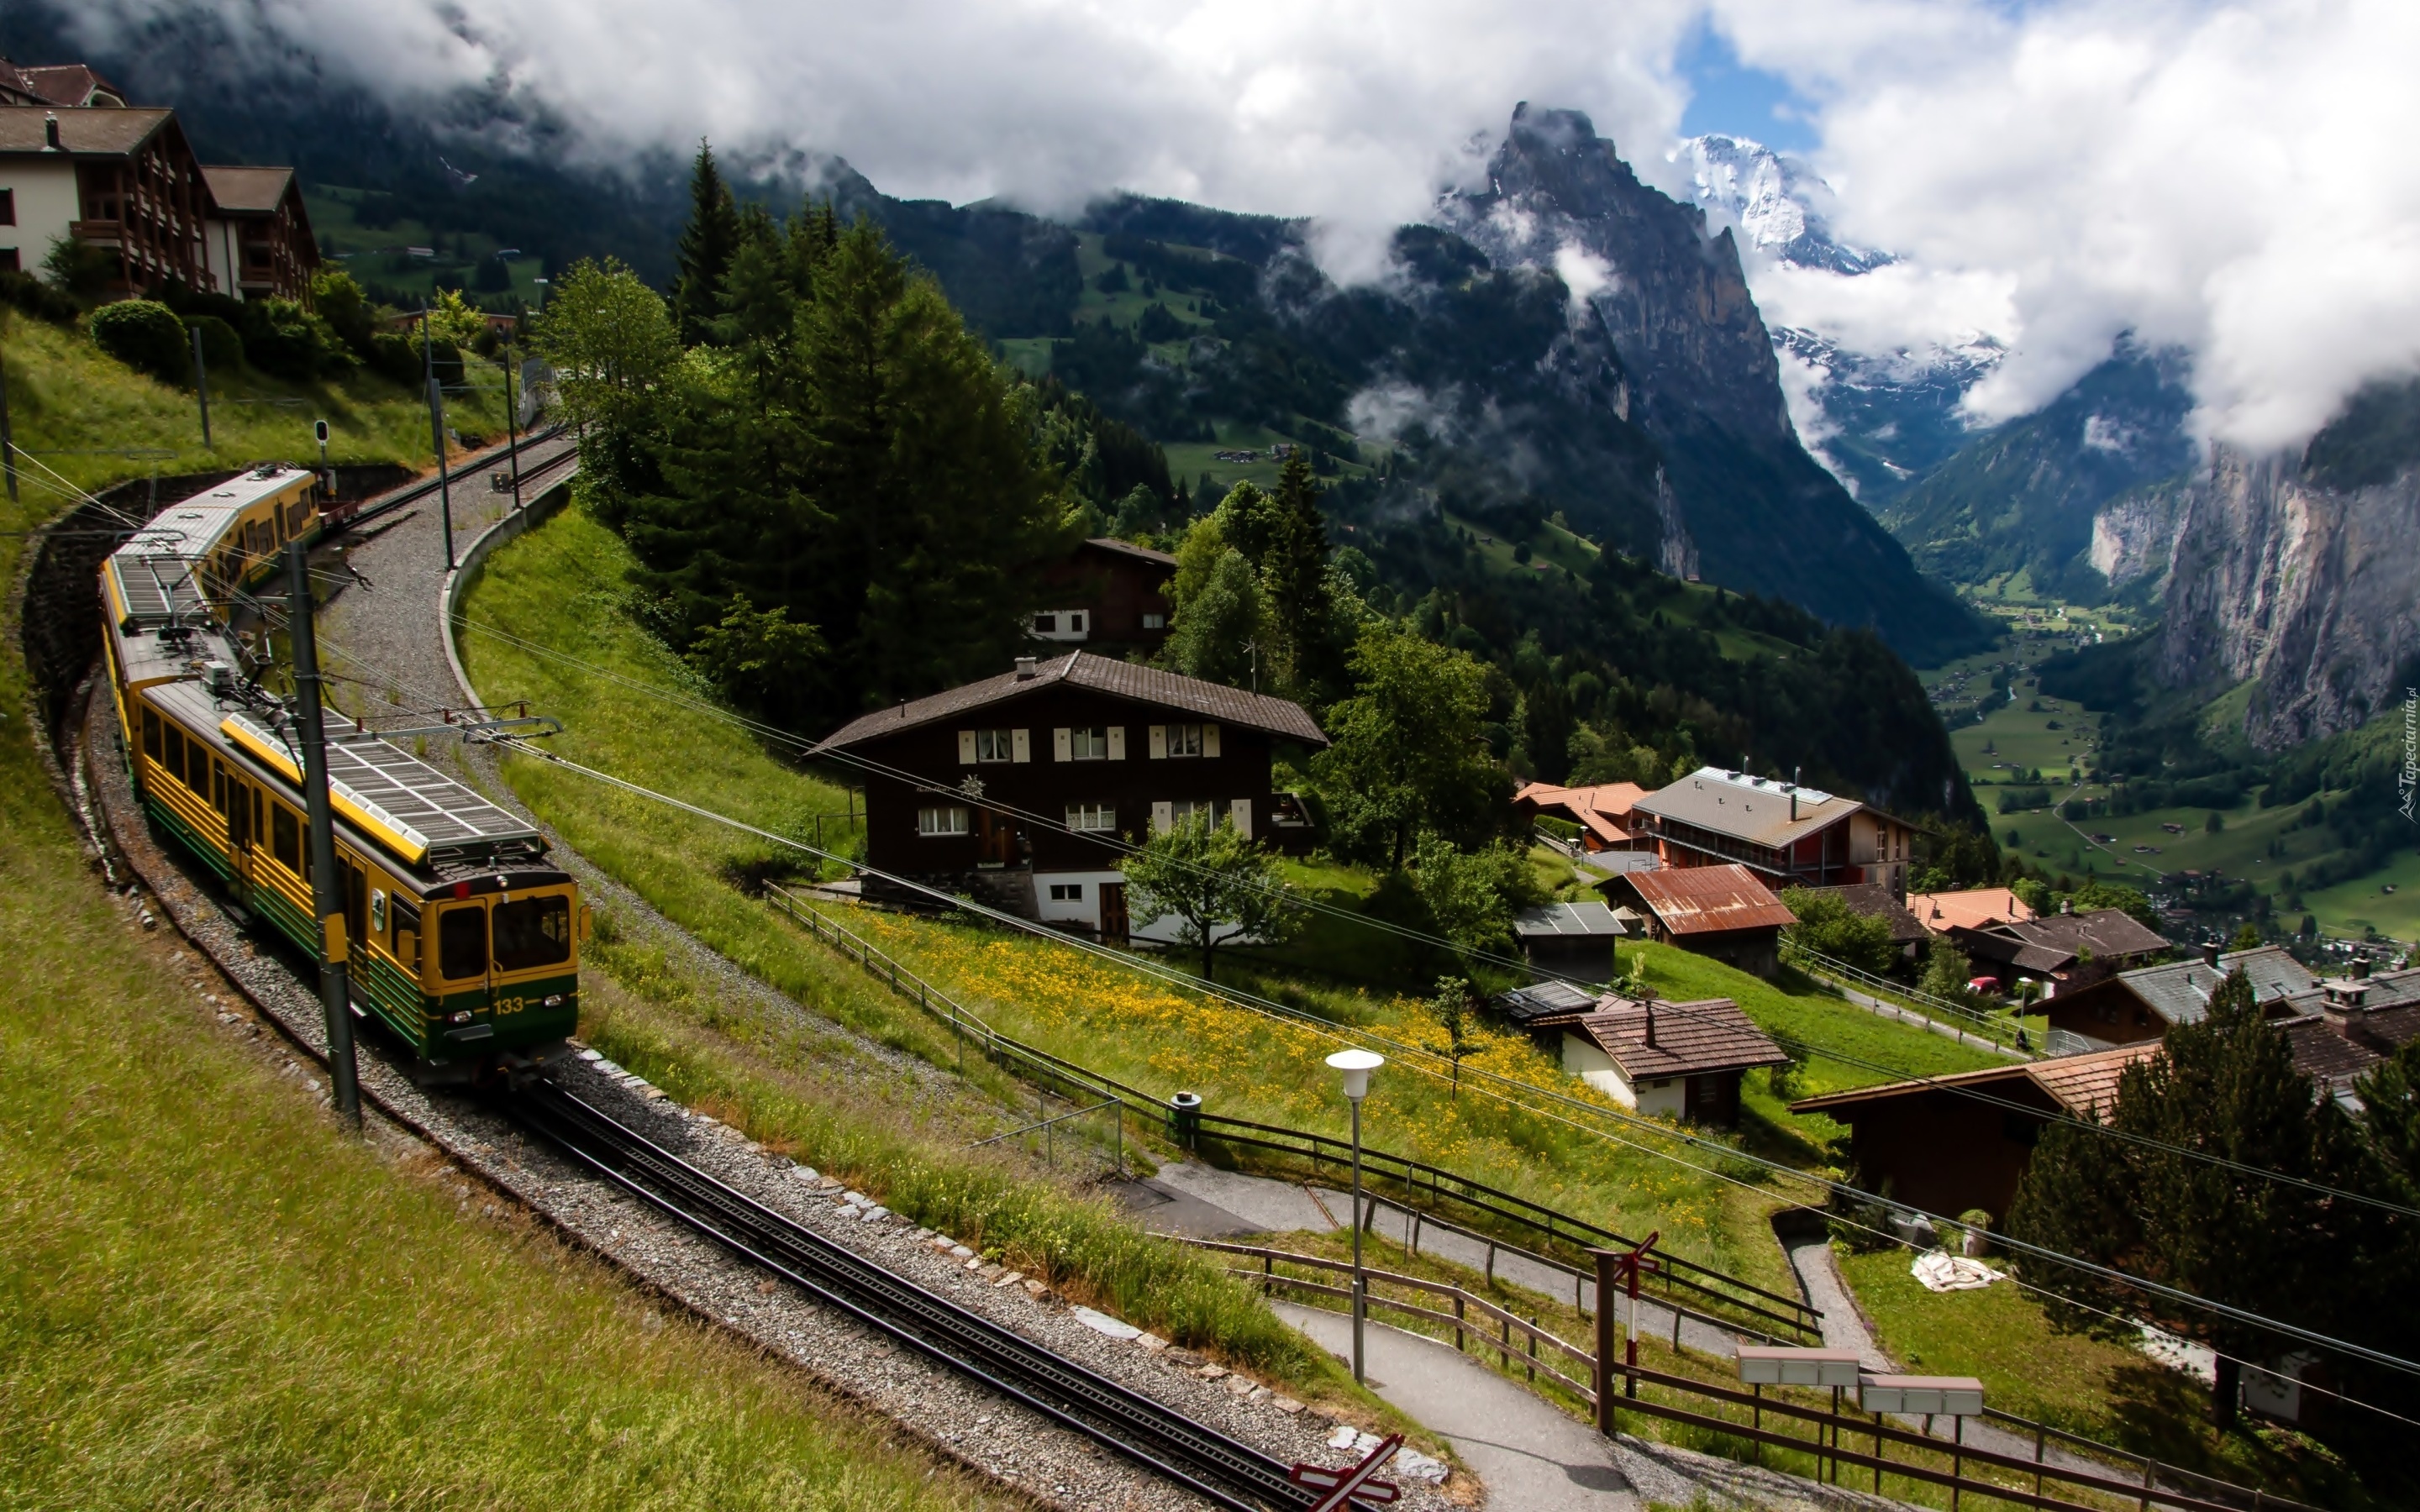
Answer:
[446,614,2420,1223]
[490,732,2420,1387]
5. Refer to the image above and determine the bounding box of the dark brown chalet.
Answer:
[1030,538,1177,651]
[813,652,1325,938]
[199,164,319,302]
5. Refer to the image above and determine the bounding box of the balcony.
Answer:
[68,218,125,246]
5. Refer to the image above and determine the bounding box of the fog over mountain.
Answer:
[50,0,2420,458]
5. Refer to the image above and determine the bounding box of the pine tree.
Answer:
[672,141,744,347]
[1263,452,1345,699]
[2007,969,2375,1427]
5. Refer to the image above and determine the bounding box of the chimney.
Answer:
[2201,942,2220,969]
[45,112,62,150]
[2353,957,2372,981]
[1013,655,1038,680]
[1641,1001,1655,1047]
[2061,898,2073,915]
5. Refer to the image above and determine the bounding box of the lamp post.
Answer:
[1326,1047,1384,1384]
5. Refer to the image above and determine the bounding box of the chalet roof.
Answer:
[1797,882,1928,946]
[814,650,1327,753]
[1492,979,1599,1026]
[1516,780,1649,844]
[2116,944,2314,1028]
[1081,537,1179,569]
[1792,1042,2161,1123]
[0,104,171,156]
[14,63,127,108]
[201,164,297,215]
[1570,995,1791,1079]
[1975,908,2169,964]
[1907,888,2035,934]
[2281,1016,2384,1094]
[1631,766,1861,851]
[1513,902,1628,939]
[2278,966,2420,1020]
[1623,864,1797,936]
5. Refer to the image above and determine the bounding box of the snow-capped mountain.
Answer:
[1670,134,1890,276]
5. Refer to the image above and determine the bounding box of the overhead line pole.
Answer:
[287,540,361,1127]
[423,304,455,569]
[191,326,213,450]
[0,331,17,502]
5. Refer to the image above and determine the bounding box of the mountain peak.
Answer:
[1671,134,1889,276]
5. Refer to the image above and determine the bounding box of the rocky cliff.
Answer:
[2100,380,2420,752]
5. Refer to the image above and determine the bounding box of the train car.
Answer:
[98,464,583,1074]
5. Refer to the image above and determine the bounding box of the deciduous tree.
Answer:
[1313,624,1503,870]
[1121,812,1298,981]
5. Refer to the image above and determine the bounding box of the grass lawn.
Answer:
[306,184,552,305]
[1832,1247,2361,1504]
[1,307,506,500]
[0,442,990,1510]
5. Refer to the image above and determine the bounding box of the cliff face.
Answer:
[2112,440,2420,751]
[1437,105,1983,659]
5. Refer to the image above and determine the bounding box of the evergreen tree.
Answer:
[1263,452,1346,698]
[1164,549,1265,688]
[2007,969,2376,1426]
[672,141,744,346]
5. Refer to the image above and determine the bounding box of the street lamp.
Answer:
[1326,1047,1384,1384]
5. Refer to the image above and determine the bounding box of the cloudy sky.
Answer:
[75,0,2420,450]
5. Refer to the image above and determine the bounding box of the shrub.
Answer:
[1780,885,1897,976]
[88,299,191,383]
[240,297,347,381]
[42,235,114,302]
[0,269,82,324]
[310,267,377,359]
[186,314,242,376]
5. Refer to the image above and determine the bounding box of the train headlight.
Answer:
[450,1010,474,1024]
[543,995,565,1007]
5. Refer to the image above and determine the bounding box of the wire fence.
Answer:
[1782,938,2037,1056]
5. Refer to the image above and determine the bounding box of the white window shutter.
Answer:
[1052,727,1071,762]
[1148,724,1166,759]
[1107,725,1126,759]
[1151,801,1174,833]
[957,730,976,764]
[1012,728,1031,763]
[1202,722,1221,757]
[1230,798,1252,838]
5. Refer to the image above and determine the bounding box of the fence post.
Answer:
[1455,1294,1465,1353]
[2139,1455,2154,1512]
[1873,1411,1883,1494]
[1951,1414,1963,1512]
[2035,1422,2047,1503]
[1263,1253,1273,1296]
[1591,1247,1620,1439]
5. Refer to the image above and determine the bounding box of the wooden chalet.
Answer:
[198,164,319,302]
[1602,862,1797,977]
[812,652,1324,938]
[1511,901,1628,984]
[2042,942,2310,1053]
[1954,906,2169,995]
[1551,994,1788,1125]
[1031,538,1177,652]
[1791,1044,2160,1221]
[1628,766,1918,894]
[1513,780,1655,870]
[0,105,208,290]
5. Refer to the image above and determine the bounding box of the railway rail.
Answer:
[511,1080,1336,1512]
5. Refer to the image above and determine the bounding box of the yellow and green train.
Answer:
[99,464,584,1074]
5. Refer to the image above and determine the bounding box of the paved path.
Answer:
[1123,1163,1757,1359]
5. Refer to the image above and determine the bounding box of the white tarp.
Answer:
[1911,1248,2005,1292]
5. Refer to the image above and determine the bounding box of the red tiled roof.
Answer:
[1628,864,1797,935]
[1572,995,1791,1079]
[814,650,1327,753]
[1907,888,2035,934]
[1516,780,1648,844]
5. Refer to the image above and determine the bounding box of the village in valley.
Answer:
[5,22,2419,1512]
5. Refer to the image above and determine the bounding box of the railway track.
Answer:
[339,424,576,533]
[512,1080,1334,1512]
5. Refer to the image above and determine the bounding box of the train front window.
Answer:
[392,898,421,973]
[492,895,572,971]
[439,906,487,981]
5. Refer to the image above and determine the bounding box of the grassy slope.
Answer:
[460,501,2010,1302]
[458,500,1376,1407]
[0,386,981,1508]
[0,307,506,499]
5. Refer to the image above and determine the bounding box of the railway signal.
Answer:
[287,538,362,1126]
[1289,1433,1402,1510]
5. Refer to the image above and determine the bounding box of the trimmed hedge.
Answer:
[89,299,190,384]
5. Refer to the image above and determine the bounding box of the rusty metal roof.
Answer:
[815,650,1327,753]
[1792,1042,2161,1122]
[1626,864,1797,935]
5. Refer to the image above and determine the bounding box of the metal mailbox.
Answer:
[1857,1373,1985,1415]
[1735,1347,1864,1389]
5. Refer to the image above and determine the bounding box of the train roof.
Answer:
[105,465,316,630]
[147,677,544,869]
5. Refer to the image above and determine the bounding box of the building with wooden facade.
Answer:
[1628,766,1919,894]
[1030,538,1178,652]
[1553,994,1788,1125]
[198,165,318,302]
[812,651,1324,939]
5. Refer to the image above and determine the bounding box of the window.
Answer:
[1142,612,1165,630]
[392,897,421,970]
[370,889,388,937]
[492,895,573,971]
[271,804,302,875]
[141,707,162,760]
[1071,727,1110,760]
[187,736,211,795]
[163,722,186,782]
[1049,883,1086,902]
[973,729,1015,763]
[439,906,487,981]
[918,806,971,837]
[0,249,17,275]
[0,188,14,226]
[1066,802,1116,832]
[1069,611,1086,633]
[1033,612,1055,633]
[1167,723,1205,757]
